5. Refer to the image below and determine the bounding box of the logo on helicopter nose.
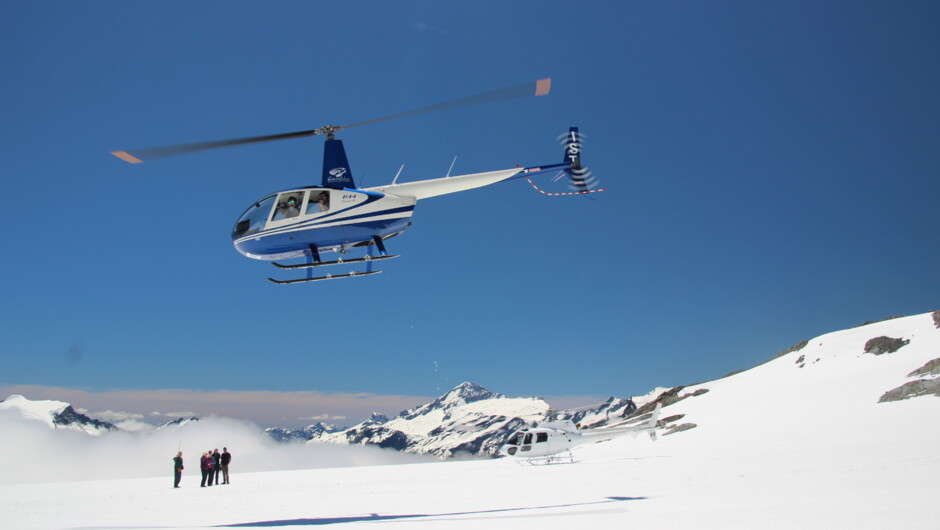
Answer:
[328,167,348,182]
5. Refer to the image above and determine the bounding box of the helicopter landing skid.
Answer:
[267,270,383,285]
[520,450,575,466]
[271,254,399,270]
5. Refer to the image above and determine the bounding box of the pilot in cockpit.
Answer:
[278,196,300,219]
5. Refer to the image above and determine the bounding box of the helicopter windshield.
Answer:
[506,431,532,446]
[232,195,276,240]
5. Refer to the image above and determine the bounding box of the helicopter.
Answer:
[111,78,604,284]
[499,403,662,464]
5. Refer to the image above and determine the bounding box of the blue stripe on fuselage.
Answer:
[233,207,414,259]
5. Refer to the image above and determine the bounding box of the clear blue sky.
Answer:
[1,2,938,423]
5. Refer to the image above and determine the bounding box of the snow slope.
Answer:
[1,312,938,529]
[0,394,115,435]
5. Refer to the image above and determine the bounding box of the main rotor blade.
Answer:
[111,129,319,163]
[342,78,551,130]
[111,78,551,164]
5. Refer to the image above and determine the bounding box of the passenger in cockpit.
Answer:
[316,191,330,212]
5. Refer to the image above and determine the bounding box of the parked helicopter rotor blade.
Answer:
[340,78,551,131]
[111,129,321,163]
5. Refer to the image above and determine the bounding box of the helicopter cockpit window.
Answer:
[232,195,276,240]
[506,432,524,446]
[306,190,330,215]
[272,192,305,221]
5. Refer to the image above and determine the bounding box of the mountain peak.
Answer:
[398,382,503,421]
[0,395,116,434]
[442,382,502,403]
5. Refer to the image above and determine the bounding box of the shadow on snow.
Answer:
[219,496,647,527]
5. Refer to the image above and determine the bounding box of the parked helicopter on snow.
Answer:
[499,403,662,464]
[111,78,605,284]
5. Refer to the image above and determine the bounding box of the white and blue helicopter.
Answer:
[112,78,603,284]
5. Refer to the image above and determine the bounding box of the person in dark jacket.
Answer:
[200,452,209,487]
[212,449,221,485]
[220,447,232,484]
[172,451,184,488]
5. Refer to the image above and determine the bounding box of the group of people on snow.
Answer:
[172,447,232,488]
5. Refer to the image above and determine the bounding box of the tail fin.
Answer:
[322,139,355,189]
[562,127,583,171]
[644,403,662,441]
[559,127,603,193]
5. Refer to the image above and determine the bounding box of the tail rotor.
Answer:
[558,127,603,193]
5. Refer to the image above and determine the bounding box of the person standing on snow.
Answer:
[206,449,215,486]
[212,449,222,485]
[200,452,210,487]
[220,447,232,485]
[172,451,184,488]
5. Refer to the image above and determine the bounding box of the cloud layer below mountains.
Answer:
[0,409,431,485]
[0,385,436,428]
[0,385,604,429]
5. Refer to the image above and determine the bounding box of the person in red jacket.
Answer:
[206,449,215,486]
[200,452,210,487]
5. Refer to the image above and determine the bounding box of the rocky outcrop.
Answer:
[52,406,117,432]
[664,423,697,436]
[635,386,709,417]
[878,379,940,402]
[908,358,940,378]
[864,336,910,355]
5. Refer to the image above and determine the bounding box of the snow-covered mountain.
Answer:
[299,381,643,457]
[622,310,940,438]
[152,416,200,432]
[300,310,940,457]
[5,310,937,529]
[308,382,555,457]
[0,395,116,435]
[4,311,938,462]
[265,421,341,442]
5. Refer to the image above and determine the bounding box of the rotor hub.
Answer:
[316,124,343,140]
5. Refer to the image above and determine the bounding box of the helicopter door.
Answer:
[268,191,307,225]
[520,432,533,452]
[304,189,331,216]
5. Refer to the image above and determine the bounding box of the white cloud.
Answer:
[162,411,197,418]
[0,385,431,428]
[0,410,431,485]
[299,414,347,421]
[92,410,145,423]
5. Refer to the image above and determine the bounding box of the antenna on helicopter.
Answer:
[392,165,405,185]
[445,156,458,178]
